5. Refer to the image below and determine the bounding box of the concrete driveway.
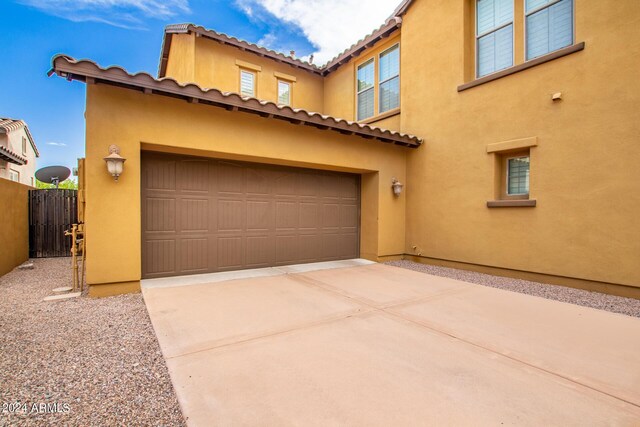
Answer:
[142,260,640,426]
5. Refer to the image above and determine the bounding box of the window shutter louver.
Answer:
[526,0,573,60]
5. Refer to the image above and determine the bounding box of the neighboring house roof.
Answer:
[158,12,408,78]
[0,145,27,165]
[50,55,423,148]
[0,118,40,157]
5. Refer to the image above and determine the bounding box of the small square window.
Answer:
[507,156,530,195]
[240,70,256,97]
[9,169,20,182]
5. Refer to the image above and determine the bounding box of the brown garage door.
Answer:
[141,151,360,279]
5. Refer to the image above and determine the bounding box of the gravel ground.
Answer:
[0,258,185,426]
[386,260,640,318]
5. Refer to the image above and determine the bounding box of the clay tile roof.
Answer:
[158,1,414,78]
[0,118,39,157]
[51,55,422,148]
[0,144,27,165]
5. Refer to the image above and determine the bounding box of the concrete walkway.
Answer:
[142,261,640,426]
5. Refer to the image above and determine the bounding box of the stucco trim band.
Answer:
[458,42,585,92]
[235,59,262,72]
[50,55,423,148]
[487,137,538,153]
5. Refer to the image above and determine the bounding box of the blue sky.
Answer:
[0,0,398,174]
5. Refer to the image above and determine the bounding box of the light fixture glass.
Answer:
[392,178,404,196]
[104,145,126,181]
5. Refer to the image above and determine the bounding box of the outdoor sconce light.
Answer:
[391,178,404,197]
[104,145,126,182]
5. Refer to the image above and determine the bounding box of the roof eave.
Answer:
[0,146,27,165]
[52,55,423,148]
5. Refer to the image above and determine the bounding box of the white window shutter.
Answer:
[527,0,573,60]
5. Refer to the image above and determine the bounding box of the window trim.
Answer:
[277,79,292,106]
[239,69,257,97]
[475,0,515,78]
[355,42,401,122]
[505,155,530,196]
[378,43,401,115]
[524,0,575,61]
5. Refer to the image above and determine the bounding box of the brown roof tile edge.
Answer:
[159,16,404,78]
[0,118,39,157]
[0,144,28,165]
[51,55,422,148]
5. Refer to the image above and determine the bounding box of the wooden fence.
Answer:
[29,189,78,258]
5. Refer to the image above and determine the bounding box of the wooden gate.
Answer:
[29,189,78,258]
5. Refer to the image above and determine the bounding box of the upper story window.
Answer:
[526,0,574,60]
[9,169,19,183]
[379,45,400,114]
[240,69,256,97]
[357,59,375,121]
[277,80,291,106]
[22,137,27,155]
[356,43,401,121]
[476,0,514,77]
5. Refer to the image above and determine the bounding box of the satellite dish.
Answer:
[35,166,71,188]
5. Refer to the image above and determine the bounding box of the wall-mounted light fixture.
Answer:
[104,145,126,182]
[391,177,404,197]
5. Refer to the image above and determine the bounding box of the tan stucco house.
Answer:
[51,0,640,298]
[0,118,39,186]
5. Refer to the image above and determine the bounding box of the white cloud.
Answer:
[46,142,67,147]
[235,0,400,65]
[20,0,190,29]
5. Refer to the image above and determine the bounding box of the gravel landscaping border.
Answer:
[385,260,640,318]
[0,258,185,426]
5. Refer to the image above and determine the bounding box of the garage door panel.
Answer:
[246,168,273,196]
[275,172,297,197]
[218,200,245,232]
[298,235,321,261]
[276,235,298,264]
[218,162,245,194]
[340,205,359,229]
[142,152,360,278]
[144,158,176,191]
[246,236,275,267]
[180,198,209,232]
[321,234,341,259]
[179,238,209,273]
[144,240,176,276]
[322,204,340,229]
[299,203,319,230]
[178,160,210,192]
[276,202,299,230]
[340,233,359,258]
[218,237,244,270]
[145,198,176,232]
[247,201,273,231]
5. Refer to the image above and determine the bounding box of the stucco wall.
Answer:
[166,33,325,113]
[0,179,29,276]
[84,83,408,292]
[0,129,37,186]
[400,0,640,289]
